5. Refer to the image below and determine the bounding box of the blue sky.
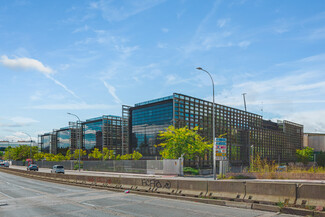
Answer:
[1,0,325,141]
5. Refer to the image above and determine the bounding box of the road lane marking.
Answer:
[81,202,96,207]
[0,191,14,199]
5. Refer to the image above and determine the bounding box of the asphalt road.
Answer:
[0,171,299,217]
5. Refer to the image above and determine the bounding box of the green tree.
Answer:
[33,152,44,161]
[44,153,55,161]
[158,125,213,160]
[88,148,102,159]
[53,153,66,161]
[65,150,72,160]
[131,151,143,160]
[3,145,38,161]
[73,149,87,159]
[296,147,314,165]
[103,148,115,160]
[115,154,121,160]
[120,154,131,160]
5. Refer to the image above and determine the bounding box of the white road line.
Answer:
[0,191,14,199]
[81,202,96,207]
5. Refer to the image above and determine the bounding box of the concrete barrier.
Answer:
[85,176,96,185]
[95,177,107,186]
[153,179,178,194]
[297,184,325,207]
[136,178,178,194]
[176,180,207,197]
[207,181,245,199]
[245,182,296,204]
[119,177,138,190]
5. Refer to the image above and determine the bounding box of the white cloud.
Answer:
[102,80,122,104]
[157,42,167,48]
[75,31,138,58]
[161,28,169,33]
[0,117,39,128]
[1,55,81,100]
[277,110,325,133]
[10,117,39,125]
[44,73,82,100]
[238,41,251,48]
[0,55,53,74]
[92,0,166,22]
[3,132,37,142]
[30,91,43,101]
[73,24,89,33]
[25,103,119,110]
[85,129,96,134]
[217,18,228,28]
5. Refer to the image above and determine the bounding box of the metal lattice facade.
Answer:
[128,93,303,166]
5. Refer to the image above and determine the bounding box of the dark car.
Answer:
[0,161,9,167]
[27,164,39,171]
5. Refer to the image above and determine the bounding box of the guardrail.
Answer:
[0,167,324,209]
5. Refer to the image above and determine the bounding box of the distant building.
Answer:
[37,93,304,167]
[304,133,325,152]
[38,115,123,155]
[0,141,37,152]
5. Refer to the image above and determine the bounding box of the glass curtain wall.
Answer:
[131,98,173,156]
[56,128,71,155]
[82,118,103,152]
[41,134,51,153]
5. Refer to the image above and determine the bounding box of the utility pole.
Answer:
[23,132,33,161]
[242,93,247,112]
[196,67,217,180]
[67,113,81,172]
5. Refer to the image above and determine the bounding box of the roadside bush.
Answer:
[183,167,199,175]
[73,161,83,170]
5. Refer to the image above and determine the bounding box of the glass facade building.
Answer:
[83,117,103,151]
[130,96,173,156]
[39,115,123,155]
[56,128,71,155]
[128,93,303,166]
[82,115,122,154]
[37,92,303,167]
[40,133,52,153]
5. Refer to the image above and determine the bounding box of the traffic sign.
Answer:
[215,138,227,161]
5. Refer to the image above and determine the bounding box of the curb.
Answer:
[252,203,280,213]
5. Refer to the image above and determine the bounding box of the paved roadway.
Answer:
[0,171,298,217]
[10,165,325,184]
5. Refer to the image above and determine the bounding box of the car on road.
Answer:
[0,161,9,167]
[27,164,39,171]
[51,165,64,174]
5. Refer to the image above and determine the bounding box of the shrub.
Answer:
[183,167,199,175]
[73,161,83,170]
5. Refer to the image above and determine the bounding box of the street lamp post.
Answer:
[23,132,33,161]
[196,67,217,180]
[67,112,81,172]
